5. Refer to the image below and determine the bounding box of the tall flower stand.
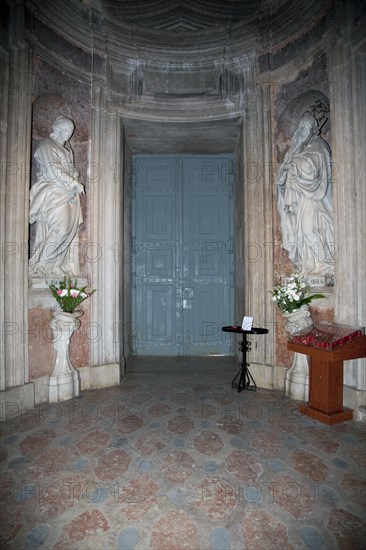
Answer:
[284,306,313,401]
[49,310,82,402]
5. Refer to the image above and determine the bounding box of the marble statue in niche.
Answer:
[29,116,84,277]
[276,114,334,278]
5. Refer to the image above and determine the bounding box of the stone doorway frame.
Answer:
[88,92,276,384]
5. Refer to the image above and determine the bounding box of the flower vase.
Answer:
[284,306,313,402]
[48,310,82,402]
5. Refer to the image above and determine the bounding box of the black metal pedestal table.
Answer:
[222,326,269,392]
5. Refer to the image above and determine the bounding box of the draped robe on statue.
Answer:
[29,137,83,277]
[276,135,334,277]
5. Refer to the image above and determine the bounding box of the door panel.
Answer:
[134,158,179,354]
[133,155,233,356]
[182,156,233,355]
[145,195,175,241]
[146,284,174,342]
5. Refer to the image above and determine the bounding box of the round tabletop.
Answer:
[222,326,268,335]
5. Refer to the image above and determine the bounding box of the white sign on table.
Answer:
[242,316,253,331]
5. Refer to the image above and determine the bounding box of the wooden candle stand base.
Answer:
[288,335,366,424]
[298,404,353,424]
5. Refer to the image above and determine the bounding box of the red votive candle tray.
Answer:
[290,323,365,350]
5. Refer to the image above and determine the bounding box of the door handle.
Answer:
[183,288,193,309]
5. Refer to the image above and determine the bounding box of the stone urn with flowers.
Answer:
[47,276,95,402]
[272,274,324,401]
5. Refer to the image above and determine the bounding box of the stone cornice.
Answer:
[105,93,249,122]
[102,19,258,65]
[24,0,341,86]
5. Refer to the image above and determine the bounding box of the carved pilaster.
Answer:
[89,89,123,381]
[327,1,366,418]
[0,3,34,419]
[241,70,275,372]
[328,40,366,394]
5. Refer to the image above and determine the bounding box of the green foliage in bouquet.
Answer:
[271,274,324,314]
[48,276,95,313]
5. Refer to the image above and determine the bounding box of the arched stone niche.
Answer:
[275,89,333,291]
[273,56,333,273]
[27,62,92,399]
[30,89,90,273]
[272,60,335,371]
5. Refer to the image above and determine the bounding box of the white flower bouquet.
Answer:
[48,276,95,313]
[271,274,324,314]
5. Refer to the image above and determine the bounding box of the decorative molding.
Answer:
[89,88,124,368]
[1,35,33,391]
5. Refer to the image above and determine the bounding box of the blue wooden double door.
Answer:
[132,155,234,356]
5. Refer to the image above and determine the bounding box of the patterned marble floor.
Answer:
[1,356,365,550]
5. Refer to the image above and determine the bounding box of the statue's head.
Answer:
[299,114,318,134]
[293,114,318,145]
[51,116,74,142]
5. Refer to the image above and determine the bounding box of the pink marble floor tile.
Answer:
[289,449,329,481]
[28,447,69,479]
[134,429,167,455]
[94,449,130,481]
[341,473,366,507]
[195,476,237,519]
[116,415,144,434]
[271,473,313,518]
[146,402,172,417]
[55,509,109,548]
[226,450,263,482]
[19,429,56,454]
[215,415,244,434]
[118,474,159,520]
[167,414,194,435]
[75,429,110,455]
[171,392,193,405]
[150,509,199,550]
[242,509,295,550]
[0,505,23,547]
[249,430,283,457]
[327,507,366,550]
[193,430,224,455]
[160,450,195,483]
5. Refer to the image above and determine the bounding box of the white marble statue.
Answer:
[276,115,334,277]
[29,116,84,277]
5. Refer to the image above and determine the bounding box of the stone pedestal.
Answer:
[285,353,309,402]
[284,306,313,401]
[49,310,82,402]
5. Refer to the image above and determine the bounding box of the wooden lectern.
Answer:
[287,335,366,424]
